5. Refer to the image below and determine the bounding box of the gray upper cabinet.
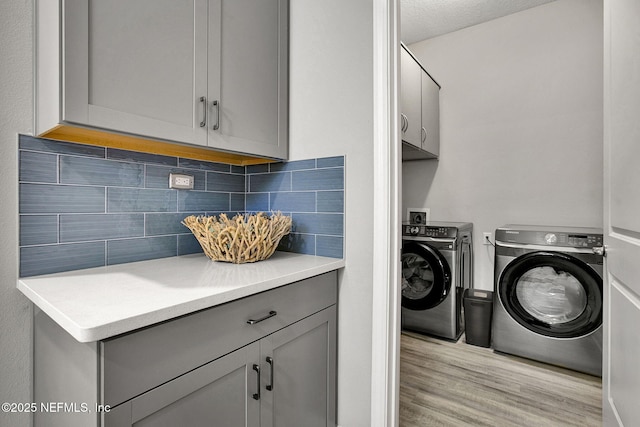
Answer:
[400,48,422,149]
[62,0,209,147]
[208,0,288,159]
[421,71,440,157]
[400,43,440,161]
[37,0,288,160]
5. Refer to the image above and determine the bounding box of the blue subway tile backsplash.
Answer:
[107,188,177,213]
[249,171,291,192]
[60,156,145,187]
[19,151,58,183]
[20,184,105,214]
[20,242,106,277]
[18,135,344,276]
[59,214,145,243]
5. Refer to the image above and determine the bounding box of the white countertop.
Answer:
[18,252,345,343]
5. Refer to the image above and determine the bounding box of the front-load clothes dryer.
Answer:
[401,221,473,340]
[492,225,604,376]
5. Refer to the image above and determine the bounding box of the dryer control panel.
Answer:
[495,226,603,248]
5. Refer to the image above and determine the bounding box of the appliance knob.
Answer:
[545,233,557,244]
[410,226,420,235]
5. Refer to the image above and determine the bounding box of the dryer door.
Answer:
[498,251,602,338]
[401,241,451,310]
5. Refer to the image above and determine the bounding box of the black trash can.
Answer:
[464,289,494,348]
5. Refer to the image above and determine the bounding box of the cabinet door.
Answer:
[208,0,288,159]
[63,0,208,146]
[401,48,422,149]
[260,306,337,427]
[103,342,260,427]
[421,72,440,157]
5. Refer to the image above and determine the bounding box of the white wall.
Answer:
[403,0,603,291]
[0,1,33,427]
[289,1,374,425]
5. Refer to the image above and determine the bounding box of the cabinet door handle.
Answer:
[421,127,427,144]
[401,114,407,133]
[199,96,207,127]
[266,357,274,391]
[212,100,220,130]
[252,364,261,400]
[247,310,277,325]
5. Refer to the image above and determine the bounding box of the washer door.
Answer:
[498,251,602,338]
[401,241,451,310]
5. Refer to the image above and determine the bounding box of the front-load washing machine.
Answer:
[401,221,473,340]
[492,225,604,376]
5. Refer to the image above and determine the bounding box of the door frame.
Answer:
[371,0,401,426]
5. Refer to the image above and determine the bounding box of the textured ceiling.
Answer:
[401,0,558,44]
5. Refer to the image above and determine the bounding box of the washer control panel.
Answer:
[403,225,456,238]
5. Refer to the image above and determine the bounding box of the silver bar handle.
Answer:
[199,96,207,127]
[252,364,260,400]
[266,357,274,391]
[212,100,220,130]
[421,127,427,143]
[247,310,277,325]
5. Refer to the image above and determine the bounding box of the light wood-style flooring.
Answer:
[400,332,602,427]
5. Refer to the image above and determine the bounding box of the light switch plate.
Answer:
[169,173,194,190]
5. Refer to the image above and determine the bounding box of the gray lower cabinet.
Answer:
[105,342,261,427]
[105,307,336,427]
[37,0,288,159]
[260,308,337,427]
[33,272,337,427]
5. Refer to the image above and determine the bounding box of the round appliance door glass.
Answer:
[498,251,602,338]
[515,266,587,324]
[401,241,451,310]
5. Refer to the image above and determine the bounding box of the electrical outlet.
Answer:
[169,173,194,190]
[483,232,492,245]
[407,208,430,224]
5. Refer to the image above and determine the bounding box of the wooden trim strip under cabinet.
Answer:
[39,125,275,166]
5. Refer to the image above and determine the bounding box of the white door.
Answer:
[603,0,640,425]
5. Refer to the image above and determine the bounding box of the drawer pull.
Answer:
[252,364,261,400]
[266,356,274,391]
[247,310,277,325]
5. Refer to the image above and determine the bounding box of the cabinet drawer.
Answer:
[101,271,337,407]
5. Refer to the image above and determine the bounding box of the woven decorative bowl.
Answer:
[182,212,292,264]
